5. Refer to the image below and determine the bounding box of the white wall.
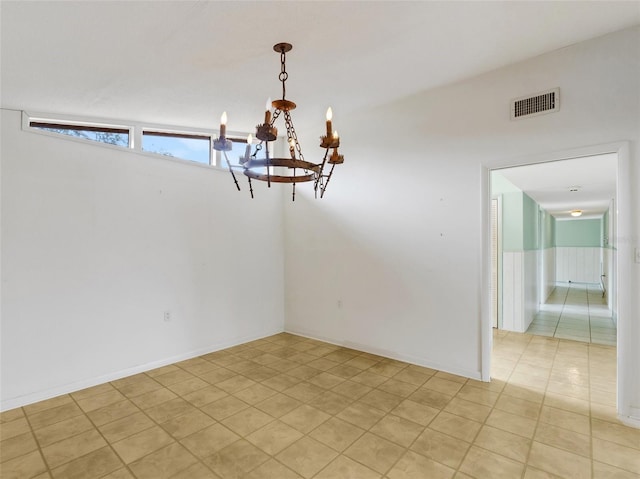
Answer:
[0,110,285,409]
[283,27,640,420]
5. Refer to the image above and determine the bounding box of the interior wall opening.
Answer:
[490,153,618,345]
[485,151,624,419]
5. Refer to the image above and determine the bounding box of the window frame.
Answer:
[27,115,133,148]
[141,129,213,166]
[22,111,281,172]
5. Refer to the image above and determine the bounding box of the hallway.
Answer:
[526,282,616,346]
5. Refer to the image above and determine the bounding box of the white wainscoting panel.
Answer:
[603,248,617,324]
[523,250,538,331]
[556,247,601,283]
[502,252,526,332]
[502,252,516,331]
[543,247,556,301]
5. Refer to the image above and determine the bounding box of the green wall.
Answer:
[523,193,539,251]
[499,190,540,252]
[542,209,556,249]
[556,218,602,247]
[492,171,560,252]
[501,191,524,251]
[492,172,522,194]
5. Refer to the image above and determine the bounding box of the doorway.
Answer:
[489,153,618,343]
[482,141,635,424]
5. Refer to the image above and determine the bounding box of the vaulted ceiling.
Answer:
[2,1,639,132]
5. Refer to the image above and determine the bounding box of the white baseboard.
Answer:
[618,413,640,429]
[0,328,282,412]
[285,327,482,382]
[618,406,640,429]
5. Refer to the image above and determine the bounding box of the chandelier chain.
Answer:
[284,110,306,166]
[271,108,282,125]
[279,50,288,100]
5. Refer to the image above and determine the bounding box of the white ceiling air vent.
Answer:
[511,88,560,120]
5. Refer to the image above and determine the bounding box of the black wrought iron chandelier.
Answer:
[213,42,344,201]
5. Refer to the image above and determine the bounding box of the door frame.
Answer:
[480,141,635,425]
[490,196,502,329]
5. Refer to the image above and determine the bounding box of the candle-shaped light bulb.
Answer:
[264,98,272,124]
[333,130,338,139]
[326,107,333,121]
[220,111,227,138]
[244,134,252,158]
[289,138,296,158]
[325,107,333,137]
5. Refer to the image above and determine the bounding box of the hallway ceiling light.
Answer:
[570,210,583,217]
[213,42,344,201]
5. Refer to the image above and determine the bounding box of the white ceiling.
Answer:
[496,154,617,220]
[1,1,639,133]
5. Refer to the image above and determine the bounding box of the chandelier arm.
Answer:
[247,176,254,199]
[320,163,336,199]
[314,148,330,192]
[223,150,241,191]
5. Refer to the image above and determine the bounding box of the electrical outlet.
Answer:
[164,311,171,322]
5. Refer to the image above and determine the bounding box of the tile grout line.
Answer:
[64,390,141,479]
[18,404,53,479]
[519,333,560,478]
[169,360,264,478]
[458,332,533,478]
[105,365,232,479]
[552,284,569,338]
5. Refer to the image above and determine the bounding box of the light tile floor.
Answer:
[526,282,617,346]
[2,332,639,478]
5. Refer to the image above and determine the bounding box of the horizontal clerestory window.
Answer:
[29,121,130,147]
[25,112,266,170]
[142,130,211,165]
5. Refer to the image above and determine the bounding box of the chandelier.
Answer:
[213,42,344,201]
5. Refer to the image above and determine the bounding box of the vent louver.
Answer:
[511,88,560,120]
